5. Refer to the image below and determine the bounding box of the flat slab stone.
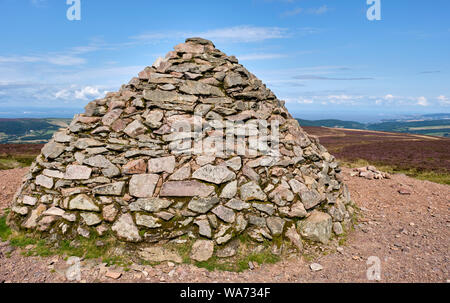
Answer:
[80,213,102,226]
[129,174,160,198]
[129,198,173,213]
[42,142,65,159]
[123,159,147,174]
[212,205,235,223]
[69,194,99,212]
[139,247,182,263]
[220,180,237,198]
[192,164,236,185]
[112,213,141,242]
[124,120,147,138]
[35,175,54,189]
[240,182,267,201]
[92,182,125,196]
[300,189,322,210]
[298,211,332,244]
[148,156,176,174]
[168,163,191,181]
[64,165,92,180]
[190,240,214,262]
[135,214,161,228]
[160,181,215,197]
[188,197,220,214]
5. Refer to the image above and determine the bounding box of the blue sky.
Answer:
[0,0,449,122]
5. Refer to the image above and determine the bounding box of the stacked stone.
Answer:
[8,38,353,261]
[351,166,391,180]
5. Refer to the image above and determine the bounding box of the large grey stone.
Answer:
[298,211,332,244]
[129,174,159,198]
[42,142,65,159]
[188,197,220,214]
[192,164,236,185]
[224,72,244,88]
[266,217,285,236]
[148,156,176,174]
[112,213,141,242]
[252,203,275,215]
[160,181,215,197]
[225,198,250,210]
[102,109,123,126]
[195,219,212,238]
[190,240,214,262]
[135,214,161,228]
[212,205,235,223]
[179,80,224,96]
[35,175,54,189]
[124,120,147,138]
[143,89,198,103]
[300,189,322,210]
[168,163,191,180]
[64,165,92,180]
[74,138,104,150]
[80,213,102,226]
[139,247,182,263]
[220,180,237,198]
[83,155,112,168]
[240,182,267,201]
[129,198,173,213]
[69,194,99,212]
[285,225,303,251]
[92,182,125,196]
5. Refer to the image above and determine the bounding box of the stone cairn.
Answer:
[8,38,353,262]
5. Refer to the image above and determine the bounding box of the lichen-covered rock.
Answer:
[69,194,100,212]
[298,211,332,244]
[129,174,159,198]
[240,182,267,201]
[192,164,236,184]
[190,240,214,262]
[112,213,141,242]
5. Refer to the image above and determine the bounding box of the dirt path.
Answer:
[0,167,448,283]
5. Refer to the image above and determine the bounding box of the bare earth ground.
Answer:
[0,167,448,283]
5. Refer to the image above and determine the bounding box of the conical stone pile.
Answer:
[8,38,353,262]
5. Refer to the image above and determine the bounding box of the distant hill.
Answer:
[297,117,450,138]
[0,118,71,143]
[297,119,366,129]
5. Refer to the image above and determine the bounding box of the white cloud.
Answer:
[74,86,107,100]
[416,96,429,106]
[0,54,86,66]
[132,26,291,43]
[437,95,449,105]
[308,5,329,15]
[53,86,108,101]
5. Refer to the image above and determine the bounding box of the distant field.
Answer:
[0,144,43,170]
[297,118,450,138]
[303,126,450,184]
[0,118,71,144]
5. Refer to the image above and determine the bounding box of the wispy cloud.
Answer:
[419,70,441,74]
[437,95,449,105]
[294,75,374,81]
[30,0,47,7]
[0,55,86,66]
[238,53,288,61]
[282,5,330,17]
[132,26,291,43]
